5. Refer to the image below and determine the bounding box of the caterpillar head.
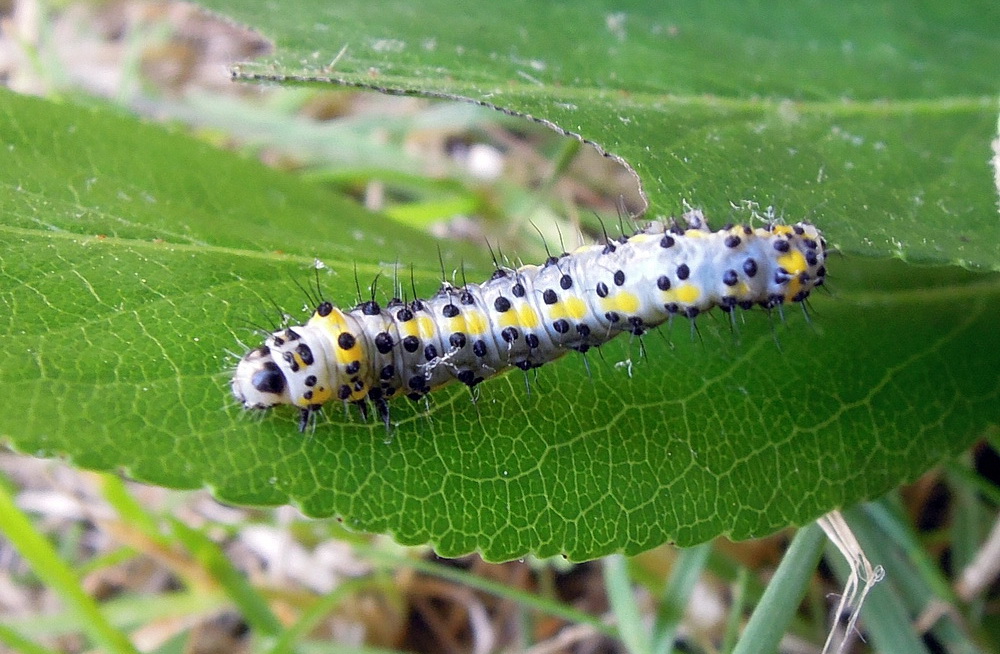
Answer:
[231,345,291,410]
[231,326,337,423]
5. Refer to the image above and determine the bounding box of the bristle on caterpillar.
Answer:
[231,211,827,431]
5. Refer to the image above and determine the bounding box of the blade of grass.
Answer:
[603,554,651,654]
[864,498,959,604]
[295,643,414,654]
[77,546,141,577]
[731,523,824,654]
[651,542,712,654]
[96,473,161,534]
[0,624,59,654]
[0,477,139,654]
[264,577,382,654]
[702,543,768,604]
[98,473,285,634]
[167,517,285,636]
[950,466,990,591]
[356,544,616,638]
[859,500,992,654]
[720,566,749,654]
[945,460,1000,506]
[4,590,226,638]
[384,194,482,227]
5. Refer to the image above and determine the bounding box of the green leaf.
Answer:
[3,0,1000,562]
[732,524,826,654]
[202,0,1000,267]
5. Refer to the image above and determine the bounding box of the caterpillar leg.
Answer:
[298,407,314,433]
[374,396,392,431]
[354,399,370,422]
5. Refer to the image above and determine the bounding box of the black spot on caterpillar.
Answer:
[231,210,827,432]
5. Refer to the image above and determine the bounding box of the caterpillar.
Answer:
[231,210,827,432]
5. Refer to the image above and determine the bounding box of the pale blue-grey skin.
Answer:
[231,211,827,430]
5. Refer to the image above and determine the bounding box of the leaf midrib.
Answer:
[232,69,996,115]
[0,224,451,280]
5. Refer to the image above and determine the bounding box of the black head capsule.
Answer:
[252,362,285,394]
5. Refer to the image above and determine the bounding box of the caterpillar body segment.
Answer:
[231,211,827,431]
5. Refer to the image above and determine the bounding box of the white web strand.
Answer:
[818,510,884,654]
[956,510,1000,601]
